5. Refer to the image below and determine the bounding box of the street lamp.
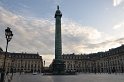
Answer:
[1,27,13,82]
[43,60,45,73]
[44,60,45,67]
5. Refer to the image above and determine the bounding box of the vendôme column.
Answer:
[52,6,65,74]
[55,5,62,60]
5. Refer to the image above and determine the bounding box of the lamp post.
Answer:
[43,60,45,73]
[44,60,45,67]
[1,27,13,82]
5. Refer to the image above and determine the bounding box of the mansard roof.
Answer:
[62,44,124,60]
[0,52,42,59]
[10,52,41,59]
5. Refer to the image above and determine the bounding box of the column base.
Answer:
[52,59,65,75]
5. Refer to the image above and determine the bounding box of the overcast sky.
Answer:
[0,0,124,66]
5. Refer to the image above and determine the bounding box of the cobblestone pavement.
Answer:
[4,73,124,82]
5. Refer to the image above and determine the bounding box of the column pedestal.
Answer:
[52,59,65,74]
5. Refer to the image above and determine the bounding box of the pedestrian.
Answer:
[8,78,11,82]
[7,73,11,82]
[6,71,9,75]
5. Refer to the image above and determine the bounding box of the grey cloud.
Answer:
[82,38,124,53]
[0,6,54,55]
[0,6,124,65]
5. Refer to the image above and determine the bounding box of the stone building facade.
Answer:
[0,52,43,73]
[62,45,124,73]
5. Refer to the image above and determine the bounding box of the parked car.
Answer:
[32,72,37,75]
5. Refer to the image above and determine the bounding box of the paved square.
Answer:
[5,73,124,82]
